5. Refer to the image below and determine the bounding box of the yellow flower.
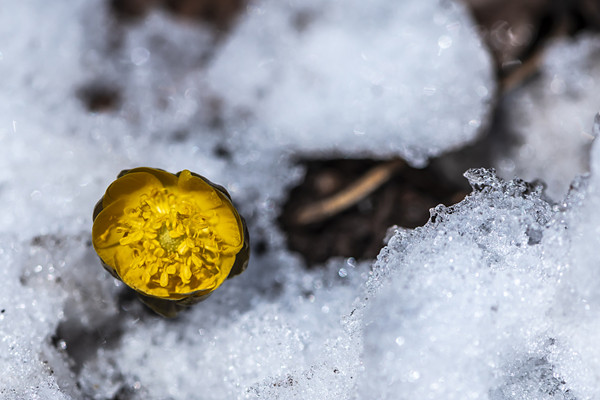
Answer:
[92,167,249,317]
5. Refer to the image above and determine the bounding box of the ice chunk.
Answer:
[360,168,560,398]
[357,135,600,399]
[207,0,495,166]
[540,132,600,398]
[495,34,600,200]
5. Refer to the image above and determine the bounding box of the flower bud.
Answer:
[92,167,249,317]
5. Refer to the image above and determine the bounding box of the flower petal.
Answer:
[177,169,223,210]
[212,193,244,251]
[102,171,164,208]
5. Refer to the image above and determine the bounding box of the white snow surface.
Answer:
[207,0,494,166]
[2,0,600,399]
[358,130,600,400]
[495,34,600,200]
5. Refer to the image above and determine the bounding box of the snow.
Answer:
[361,169,559,399]
[206,0,494,166]
[493,34,600,200]
[356,116,600,398]
[2,0,600,399]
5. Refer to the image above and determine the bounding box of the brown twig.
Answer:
[500,48,545,92]
[294,159,405,225]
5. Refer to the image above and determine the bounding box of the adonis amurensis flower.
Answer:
[92,167,249,317]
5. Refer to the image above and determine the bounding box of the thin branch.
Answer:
[294,159,405,225]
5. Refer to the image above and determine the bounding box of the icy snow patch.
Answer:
[360,168,561,399]
[207,0,495,166]
[77,258,368,400]
[356,131,600,399]
[495,34,600,200]
[0,237,71,400]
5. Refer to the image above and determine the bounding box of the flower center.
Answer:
[115,187,223,295]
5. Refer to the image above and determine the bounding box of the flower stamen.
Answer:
[99,186,227,296]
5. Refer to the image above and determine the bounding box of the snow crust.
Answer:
[2,0,600,399]
[357,131,600,399]
[362,169,560,399]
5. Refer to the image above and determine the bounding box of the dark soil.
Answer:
[280,159,468,266]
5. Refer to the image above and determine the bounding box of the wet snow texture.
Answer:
[358,134,600,399]
[206,0,494,166]
[493,35,600,200]
[1,0,600,399]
